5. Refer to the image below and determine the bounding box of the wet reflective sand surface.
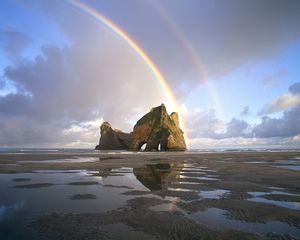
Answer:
[0,152,300,239]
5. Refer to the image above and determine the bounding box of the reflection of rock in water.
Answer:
[90,168,113,178]
[133,163,183,191]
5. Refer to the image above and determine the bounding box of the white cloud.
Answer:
[259,94,300,115]
[185,107,251,140]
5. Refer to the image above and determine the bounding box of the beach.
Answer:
[1,151,300,239]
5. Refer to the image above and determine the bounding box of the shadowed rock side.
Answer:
[95,122,133,150]
[131,104,186,151]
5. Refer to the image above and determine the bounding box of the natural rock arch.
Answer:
[95,104,186,151]
[130,104,186,151]
[139,142,147,151]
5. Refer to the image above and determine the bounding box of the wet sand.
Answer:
[1,151,300,173]
[1,151,300,239]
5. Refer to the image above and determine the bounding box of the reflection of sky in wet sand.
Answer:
[248,191,300,210]
[275,165,300,171]
[273,159,300,171]
[191,208,300,237]
[199,190,230,199]
[0,169,149,239]
[1,161,300,239]
[0,202,24,218]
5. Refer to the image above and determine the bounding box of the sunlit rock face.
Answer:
[95,122,133,150]
[131,104,186,151]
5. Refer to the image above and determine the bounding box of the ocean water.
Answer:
[1,147,300,154]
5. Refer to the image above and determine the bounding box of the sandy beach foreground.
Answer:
[1,151,300,239]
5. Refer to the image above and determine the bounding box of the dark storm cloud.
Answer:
[0,93,33,117]
[0,28,30,60]
[142,0,300,81]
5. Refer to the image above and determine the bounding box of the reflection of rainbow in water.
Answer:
[64,0,188,146]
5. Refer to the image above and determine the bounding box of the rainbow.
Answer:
[64,0,188,145]
[147,1,225,119]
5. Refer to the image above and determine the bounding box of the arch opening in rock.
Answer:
[158,143,161,151]
[139,142,147,151]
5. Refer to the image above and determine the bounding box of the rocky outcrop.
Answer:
[96,104,186,151]
[95,122,133,150]
[130,104,186,151]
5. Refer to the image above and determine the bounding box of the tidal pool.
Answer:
[0,160,300,239]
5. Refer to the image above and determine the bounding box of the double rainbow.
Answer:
[65,0,188,144]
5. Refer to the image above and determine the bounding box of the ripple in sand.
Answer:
[13,183,55,188]
[248,191,300,210]
[190,207,300,237]
[69,194,97,200]
[199,189,230,199]
[68,181,99,186]
[13,178,31,182]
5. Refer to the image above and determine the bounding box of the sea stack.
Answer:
[130,104,186,151]
[96,104,186,151]
[95,122,133,150]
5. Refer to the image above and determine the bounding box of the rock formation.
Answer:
[95,122,133,150]
[130,104,186,151]
[96,104,186,151]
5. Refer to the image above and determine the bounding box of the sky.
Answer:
[0,0,300,149]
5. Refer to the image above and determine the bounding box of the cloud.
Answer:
[251,81,300,138]
[187,82,300,140]
[188,136,300,149]
[150,0,300,81]
[240,106,250,117]
[186,108,250,140]
[254,105,300,138]
[46,0,300,91]
[259,81,300,115]
[289,82,300,95]
[189,82,300,140]
[0,115,102,147]
[258,94,300,115]
[223,118,250,138]
[0,2,170,147]
[186,108,225,139]
[0,27,30,60]
[263,70,286,90]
